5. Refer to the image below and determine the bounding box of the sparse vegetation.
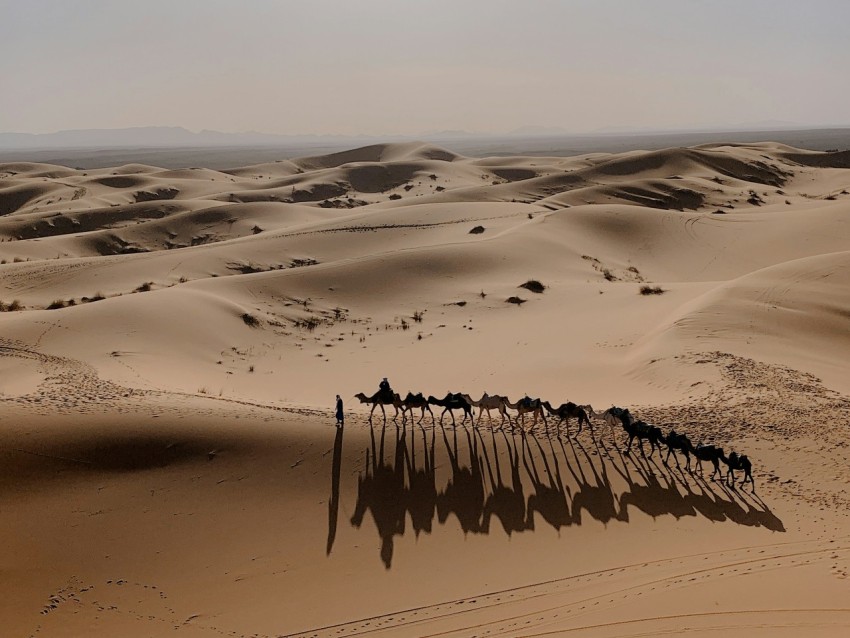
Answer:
[135,282,153,293]
[412,310,424,323]
[241,313,260,327]
[248,365,255,373]
[290,258,319,268]
[519,279,545,294]
[602,268,616,282]
[46,299,66,310]
[747,190,764,206]
[469,225,485,234]
[388,194,402,200]
[0,300,22,312]
[639,285,666,295]
[506,296,526,305]
[251,225,264,234]
[295,316,321,331]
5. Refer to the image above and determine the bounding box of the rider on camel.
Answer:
[378,377,394,403]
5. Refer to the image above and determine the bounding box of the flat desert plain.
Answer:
[2,141,850,637]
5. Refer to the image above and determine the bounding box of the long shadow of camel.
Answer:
[344,422,784,567]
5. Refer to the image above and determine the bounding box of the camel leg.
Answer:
[369,403,377,421]
[664,447,671,465]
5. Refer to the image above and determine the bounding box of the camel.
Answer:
[541,401,591,436]
[502,396,547,429]
[585,405,628,435]
[720,451,755,490]
[354,391,402,421]
[427,393,472,426]
[461,393,510,427]
[688,442,724,480]
[663,429,692,469]
[610,408,663,456]
[401,392,434,424]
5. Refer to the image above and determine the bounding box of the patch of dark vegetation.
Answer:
[134,282,153,293]
[133,187,179,203]
[602,268,617,282]
[319,197,368,209]
[412,310,424,323]
[228,262,283,274]
[519,279,545,293]
[712,209,727,214]
[747,190,765,206]
[435,186,445,192]
[506,296,526,305]
[291,258,319,268]
[294,316,322,331]
[388,194,402,200]
[639,285,666,295]
[46,299,67,310]
[251,225,264,234]
[469,225,485,234]
[81,293,105,303]
[241,313,260,327]
[0,300,22,312]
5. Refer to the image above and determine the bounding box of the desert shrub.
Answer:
[135,282,153,293]
[412,310,424,323]
[519,279,545,294]
[602,269,616,282]
[506,296,526,305]
[295,316,321,331]
[291,258,318,268]
[747,191,764,206]
[469,225,485,234]
[639,285,665,295]
[389,194,402,200]
[251,225,263,234]
[241,313,260,327]
[47,300,66,310]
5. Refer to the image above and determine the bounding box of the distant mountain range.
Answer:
[0,127,395,150]
[1,124,848,152]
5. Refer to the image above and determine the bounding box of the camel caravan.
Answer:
[354,381,756,491]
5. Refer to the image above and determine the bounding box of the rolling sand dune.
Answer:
[2,141,850,637]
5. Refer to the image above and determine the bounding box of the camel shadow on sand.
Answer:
[343,422,783,568]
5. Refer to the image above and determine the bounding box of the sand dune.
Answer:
[2,141,850,637]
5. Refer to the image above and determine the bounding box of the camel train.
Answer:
[353,388,756,491]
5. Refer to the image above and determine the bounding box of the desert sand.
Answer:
[2,141,850,637]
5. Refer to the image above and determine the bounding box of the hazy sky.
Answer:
[3,0,849,135]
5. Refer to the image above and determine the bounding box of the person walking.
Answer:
[335,394,344,427]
